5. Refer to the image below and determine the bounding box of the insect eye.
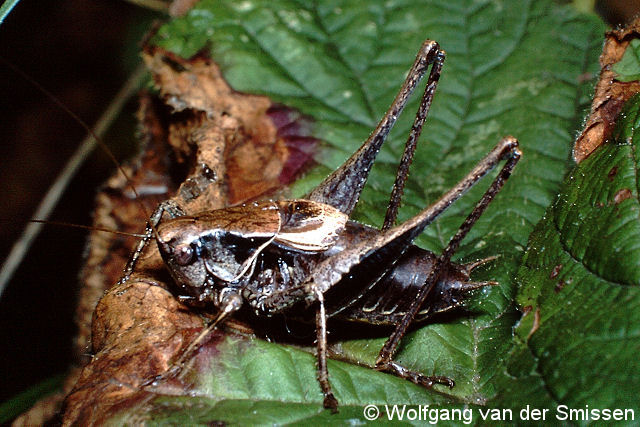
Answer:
[286,202,295,214]
[174,244,194,266]
[286,202,303,220]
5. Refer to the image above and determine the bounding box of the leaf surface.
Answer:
[111,0,608,422]
[511,94,640,418]
[613,39,640,82]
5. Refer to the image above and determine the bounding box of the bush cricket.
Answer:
[120,40,521,411]
[6,39,520,414]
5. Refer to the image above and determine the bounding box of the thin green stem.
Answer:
[0,0,20,25]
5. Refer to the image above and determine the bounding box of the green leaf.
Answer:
[511,94,640,418]
[613,39,640,82]
[125,0,606,423]
[0,374,64,424]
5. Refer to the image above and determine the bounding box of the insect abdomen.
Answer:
[326,245,485,325]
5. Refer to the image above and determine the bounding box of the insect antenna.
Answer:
[28,220,146,238]
[0,58,150,297]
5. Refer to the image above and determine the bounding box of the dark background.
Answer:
[0,0,156,405]
[0,0,638,409]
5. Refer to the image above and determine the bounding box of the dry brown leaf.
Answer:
[57,47,318,424]
[573,17,640,162]
[144,47,317,203]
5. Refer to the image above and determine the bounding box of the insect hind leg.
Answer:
[374,137,521,386]
[308,41,445,217]
[383,47,445,231]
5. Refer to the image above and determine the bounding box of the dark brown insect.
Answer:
[120,40,521,411]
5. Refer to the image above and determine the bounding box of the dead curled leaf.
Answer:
[573,17,640,163]
[56,47,318,424]
[148,48,318,203]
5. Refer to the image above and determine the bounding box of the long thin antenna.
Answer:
[28,220,147,238]
[0,62,148,299]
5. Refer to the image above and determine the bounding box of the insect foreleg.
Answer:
[375,136,522,383]
[143,290,243,387]
[174,290,242,372]
[308,40,445,216]
[119,199,185,284]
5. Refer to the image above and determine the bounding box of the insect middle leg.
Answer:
[313,289,339,412]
